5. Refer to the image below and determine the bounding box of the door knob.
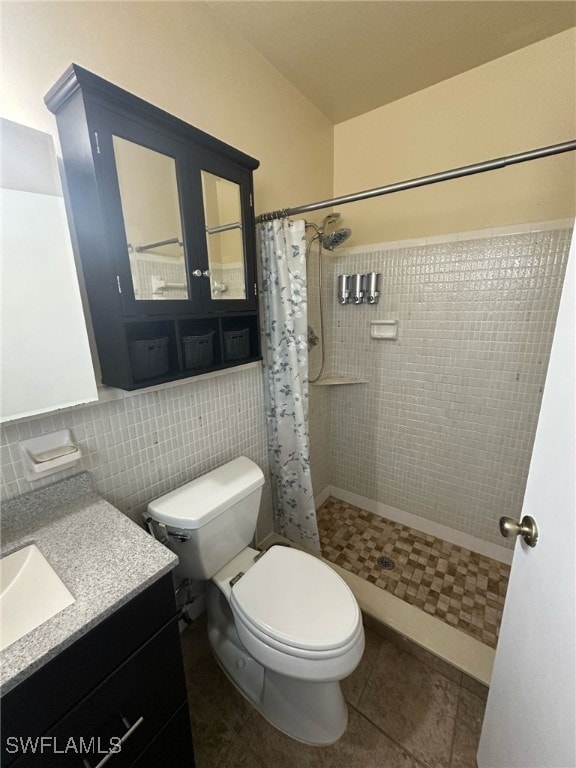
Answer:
[191,269,202,277]
[499,515,539,547]
[202,269,211,278]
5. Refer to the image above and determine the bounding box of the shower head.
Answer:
[306,213,350,252]
[321,227,351,251]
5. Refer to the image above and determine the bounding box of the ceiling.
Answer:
[209,1,576,123]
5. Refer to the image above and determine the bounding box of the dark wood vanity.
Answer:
[1,575,194,767]
[45,64,261,390]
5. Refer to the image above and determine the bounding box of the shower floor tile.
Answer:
[317,497,510,649]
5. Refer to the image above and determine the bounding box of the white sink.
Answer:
[0,544,75,652]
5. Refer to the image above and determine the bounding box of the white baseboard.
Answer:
[314,484,332,509]
[328,486,513,565]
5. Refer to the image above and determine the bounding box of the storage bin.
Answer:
[129,337,169,381]
[223,328,250,361]
[183,330,215,369]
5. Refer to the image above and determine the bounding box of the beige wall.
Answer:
[0,1,334,216]
[334,29,576,246]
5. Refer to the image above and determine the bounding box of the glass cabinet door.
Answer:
[113,136,189,302]
[95,111,256,316]
[201,171,246,301]
[198,162,257,312]
[95,111,203,316]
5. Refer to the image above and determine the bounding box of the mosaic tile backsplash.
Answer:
[0,365,273,541]
[322,227,571,546]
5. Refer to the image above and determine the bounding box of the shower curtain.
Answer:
[258,218,320,552]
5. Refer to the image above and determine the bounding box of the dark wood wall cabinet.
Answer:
[1,575,195,767]
[46,64,261,391]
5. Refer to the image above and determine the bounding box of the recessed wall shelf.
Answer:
[370,320,399,340]
[311,376,369,387]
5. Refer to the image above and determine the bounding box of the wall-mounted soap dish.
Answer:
[370,320,399,340]
[19,429,81,481]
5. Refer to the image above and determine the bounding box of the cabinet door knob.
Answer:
[191,269,202,277]
[202,269,211,278]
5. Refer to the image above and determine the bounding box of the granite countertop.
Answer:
[0,472,177,695]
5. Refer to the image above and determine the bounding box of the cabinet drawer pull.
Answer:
[82,715,144,768]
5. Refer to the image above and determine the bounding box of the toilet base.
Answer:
[207,585,348,745]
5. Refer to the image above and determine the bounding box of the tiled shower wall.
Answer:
[0,364,273,542]
[322,226,571,547]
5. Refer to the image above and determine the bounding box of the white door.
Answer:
[477,228,575,768]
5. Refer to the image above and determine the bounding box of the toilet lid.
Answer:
[230,546,360,652]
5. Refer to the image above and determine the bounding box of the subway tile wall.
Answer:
[0,365,273,542]
[323,227,571,546]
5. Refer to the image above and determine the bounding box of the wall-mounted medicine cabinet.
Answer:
[45,64,261,390]
[0,118,97,423]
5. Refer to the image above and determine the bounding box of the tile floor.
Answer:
[181,616,488,768]
[317,497,510,648]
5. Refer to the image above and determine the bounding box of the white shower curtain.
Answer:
[258,218,320,552]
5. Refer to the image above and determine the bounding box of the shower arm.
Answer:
[255,139,576,222]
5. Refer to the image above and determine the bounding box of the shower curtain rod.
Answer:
[255,140,576,223]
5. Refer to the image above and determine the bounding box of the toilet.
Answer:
[146,456,365,745]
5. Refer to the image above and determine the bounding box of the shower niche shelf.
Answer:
[311,376,368,386]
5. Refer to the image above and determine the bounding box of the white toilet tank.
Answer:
[147,457,265,580]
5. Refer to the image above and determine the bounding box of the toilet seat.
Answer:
[230,545,361,657]
[233,603,364,661]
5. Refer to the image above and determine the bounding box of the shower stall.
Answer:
[308,221,571,655]
[257,140,575,676]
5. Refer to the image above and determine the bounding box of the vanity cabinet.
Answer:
[45,64,261,390]
[1,574,195,767]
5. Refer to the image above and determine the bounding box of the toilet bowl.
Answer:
[146,457,365,744]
